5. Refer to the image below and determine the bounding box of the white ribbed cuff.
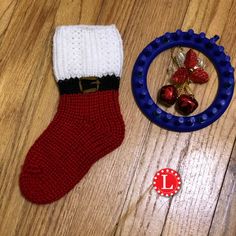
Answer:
[53,25,123,81]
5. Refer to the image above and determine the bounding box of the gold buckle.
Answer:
[79,77,101,93]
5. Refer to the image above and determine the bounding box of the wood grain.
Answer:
[0,0,235,236]
[209,139,236,236]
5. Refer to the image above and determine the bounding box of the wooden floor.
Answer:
[0,0,236,235]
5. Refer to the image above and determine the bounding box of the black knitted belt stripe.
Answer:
[58,75,120,95]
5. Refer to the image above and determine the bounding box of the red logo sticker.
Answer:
[153,168,181,197]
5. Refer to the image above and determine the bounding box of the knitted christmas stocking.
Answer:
[19,25,125,204]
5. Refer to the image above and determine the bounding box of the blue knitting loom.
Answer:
[132,29,234,132]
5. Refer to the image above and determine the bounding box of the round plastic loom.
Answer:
[132,29,234,132]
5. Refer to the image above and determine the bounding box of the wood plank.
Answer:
[115,0,236,235]
[0,0,138,235]
[209,138,236,236]
[0,0,18,44]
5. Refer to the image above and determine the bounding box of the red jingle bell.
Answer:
[159,85,178,106]
[176,94,198,115]
[184,49,198,69]
[171,67,189,84]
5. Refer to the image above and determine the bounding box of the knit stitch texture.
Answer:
[53,25,123,80]
[20,91,125,204]
[19,25,125,204]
